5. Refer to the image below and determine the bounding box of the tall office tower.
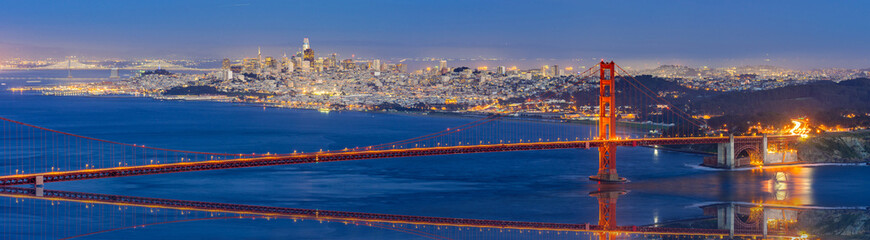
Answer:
[222,58,231,69]
[330,53,338,67]
[257,47,262,64]
[497,66,506,75]
[554,64,561,76]
[372,59,381,71]
[439,60,447,71]
[300,61,311,72]
[284,59,297,72]
[293,55,304,69]
[303,44,315,63]
[542,65,550,77]
[265,57,278,68]
[303,38,310,51]
[224,69,233,81]
[313,58,324,72]
[341,59,356,70]
[303,49,315,62]
[281,53,290,70]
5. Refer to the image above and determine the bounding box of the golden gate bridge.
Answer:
[0,60,805,239]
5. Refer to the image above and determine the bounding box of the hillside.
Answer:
[693,78,870,130]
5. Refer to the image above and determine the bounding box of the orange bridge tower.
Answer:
[590,61,625,182]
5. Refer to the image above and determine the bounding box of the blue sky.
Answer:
[0,0,868,68]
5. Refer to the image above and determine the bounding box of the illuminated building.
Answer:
[439,60,447,72]
[281,53,291,71]
[341,59,356,70]
[554,64,561,76]
[265,57,277,68]
[372,59,381,71]
[243,58,260,71]
[313,58,324,72]
[257,46,262,65]
[293,55,304,70]
[229,66,242,73]
[284,58,294,71]
[397,63,407,73]
[497,66,506,75]
[303,49,315,62]
[221,69,233,80]
[324,54,336,69]
[302,38,314,62]
[221,58,231,69]
[300,61,311,72]
[329,53,338,68]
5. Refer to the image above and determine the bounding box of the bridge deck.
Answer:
[0,135,798,186]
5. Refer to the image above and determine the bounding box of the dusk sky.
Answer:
[1,0,868,69]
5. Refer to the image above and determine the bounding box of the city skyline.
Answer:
[1,1,869,69]
[2,2,870,239]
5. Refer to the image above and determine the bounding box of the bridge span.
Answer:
[0,135,798,186]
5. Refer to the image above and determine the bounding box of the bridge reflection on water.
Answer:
[0,184,813,240]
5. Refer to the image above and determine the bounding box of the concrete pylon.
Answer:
[761,134,769,164]
[716,135,736,168]
[34,176,44,197]
[727,134,735,169]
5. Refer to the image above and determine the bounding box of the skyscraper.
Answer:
[265,57,277,68]
[439,60,447,72]
[304,49,315,62]
[554,64,561,77]
[372,59,381,71]
[281,52,291,71]
[330,53,338,68]
[341,59,356,70]
[496,66,506,75]
[302,38,314,62]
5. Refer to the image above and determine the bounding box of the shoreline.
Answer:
[34,90,673,130]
